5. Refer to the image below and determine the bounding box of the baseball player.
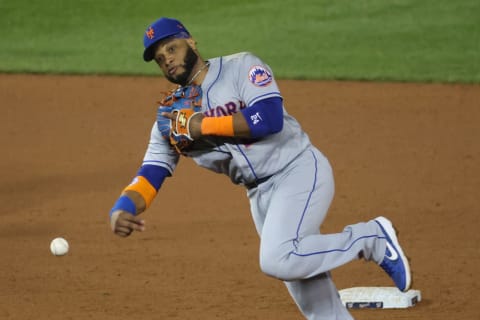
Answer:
[109,17,412,319]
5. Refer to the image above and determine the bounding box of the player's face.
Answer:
[153,38,199,86]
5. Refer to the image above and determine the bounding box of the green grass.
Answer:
[0,0,479,82]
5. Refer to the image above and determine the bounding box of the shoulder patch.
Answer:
[248,65,273,87]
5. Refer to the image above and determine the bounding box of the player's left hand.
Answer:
[162,109,205,141]
[157,85,204,154]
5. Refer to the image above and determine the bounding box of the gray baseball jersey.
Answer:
[144,52,310,186]
[142,52,387,319]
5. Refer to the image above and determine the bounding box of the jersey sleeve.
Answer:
[142,122,180,174]
[236,53,282,107]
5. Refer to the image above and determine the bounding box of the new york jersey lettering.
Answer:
[205,100,247,117]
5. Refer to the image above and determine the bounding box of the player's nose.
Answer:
[165,55,174,66]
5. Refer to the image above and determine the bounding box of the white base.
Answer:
[339,287,421,309]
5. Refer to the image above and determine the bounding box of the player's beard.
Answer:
[166,46,199,86]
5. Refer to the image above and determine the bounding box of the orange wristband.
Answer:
[201,116,235,136]
[123,176,157,208]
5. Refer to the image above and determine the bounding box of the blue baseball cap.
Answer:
[143,17,190,62]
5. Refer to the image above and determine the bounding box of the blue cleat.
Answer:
[374,216,412,292]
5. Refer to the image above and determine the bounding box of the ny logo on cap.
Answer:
[146,26,155,39]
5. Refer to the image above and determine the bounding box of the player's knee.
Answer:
[259,247,298,281]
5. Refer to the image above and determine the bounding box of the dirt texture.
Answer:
[1,74,479,320]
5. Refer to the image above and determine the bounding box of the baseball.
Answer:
[50,237,69,256]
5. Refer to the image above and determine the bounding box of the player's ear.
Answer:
[186,37,197,49]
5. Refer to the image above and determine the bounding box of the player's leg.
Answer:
[257,147,386,281]
[249,147,390,318]
[248,147,410,318]
[256,147,411,292]
[249,182,352,319]
[284,273,353,320]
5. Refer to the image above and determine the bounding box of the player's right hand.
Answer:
[110,210,145,237]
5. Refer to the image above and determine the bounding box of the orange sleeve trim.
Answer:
[201,116,234,137]
[123,176,157,208]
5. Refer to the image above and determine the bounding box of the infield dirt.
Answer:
[1,74,478,319]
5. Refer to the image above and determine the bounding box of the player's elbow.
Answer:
[260,97,284,135]
[269,113,283,134]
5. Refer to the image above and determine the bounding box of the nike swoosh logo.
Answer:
[385,242,399,261]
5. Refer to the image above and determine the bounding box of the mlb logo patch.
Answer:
[248,65,273,87]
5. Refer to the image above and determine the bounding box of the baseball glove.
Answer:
[157,85,203,154]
